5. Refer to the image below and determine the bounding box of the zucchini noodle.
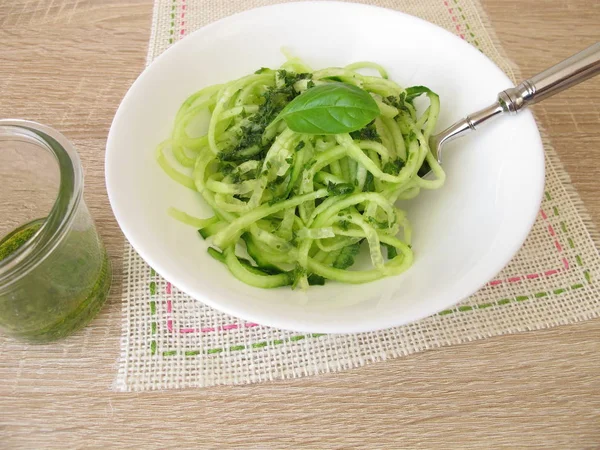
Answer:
[158,54,445,289]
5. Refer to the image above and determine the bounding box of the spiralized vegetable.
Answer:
[158,54,445,289]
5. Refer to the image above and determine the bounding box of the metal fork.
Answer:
[427,42,600,172]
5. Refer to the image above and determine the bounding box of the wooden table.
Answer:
[1,1,599,448]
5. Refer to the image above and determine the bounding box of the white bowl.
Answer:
[106,1,544,333]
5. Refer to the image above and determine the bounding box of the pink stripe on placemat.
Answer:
[179,0,186,36]
[443,0,466,40]
[165,299,259,334]
[487,209,569,286]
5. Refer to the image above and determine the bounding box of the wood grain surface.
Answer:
[1,0,599,448]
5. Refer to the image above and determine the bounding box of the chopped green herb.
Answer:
[305,159,317,170]
[366,216,389,229]
[333,242,361,270]
[350,120,381,142]
[383,159,405,176]
[364,171,375,192]
[384,243,398,259]
[327,182,355,196]
[338,220,351,231]
[307,274,326,286]
[277,69,313,89]
[383,92,409,112]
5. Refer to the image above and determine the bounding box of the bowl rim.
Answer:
[106,0,545,333]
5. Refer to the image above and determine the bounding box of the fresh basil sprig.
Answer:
[274,82,380,134]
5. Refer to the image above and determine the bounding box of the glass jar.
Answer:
[0,120,112,342]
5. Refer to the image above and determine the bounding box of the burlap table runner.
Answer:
[115,0,600,391]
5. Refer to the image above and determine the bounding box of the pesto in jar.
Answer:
[0,217,111,342]
[0,220,44,261]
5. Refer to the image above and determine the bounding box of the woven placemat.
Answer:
[115,0,600,391]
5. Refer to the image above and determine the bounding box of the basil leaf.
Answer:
[276,82,380,135]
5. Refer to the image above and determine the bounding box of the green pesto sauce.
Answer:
[0,220,43,262]
[0,219,111,343]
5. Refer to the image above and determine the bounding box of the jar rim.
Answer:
[0,120,83,287]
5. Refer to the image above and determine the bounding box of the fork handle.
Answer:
[499,41,600,113]
[434,42,600,156]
